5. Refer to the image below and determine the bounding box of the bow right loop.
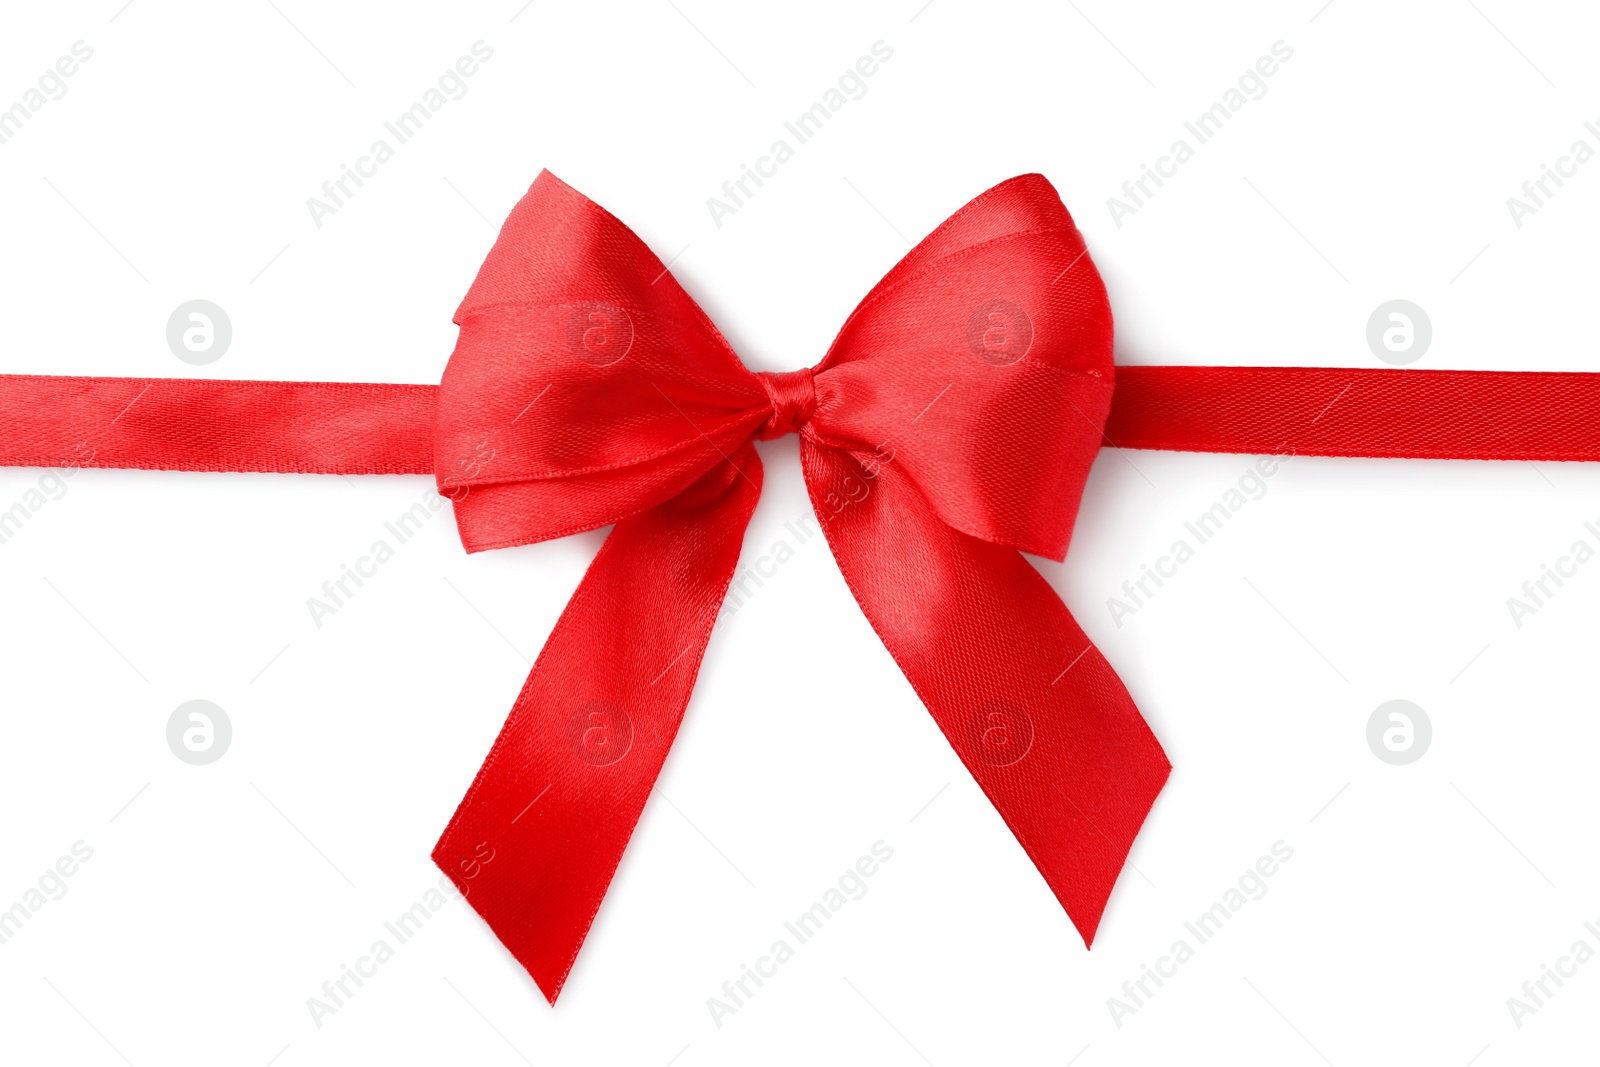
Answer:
[805,174,1116,562]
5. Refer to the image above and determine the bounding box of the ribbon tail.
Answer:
[802,443,1169,945]
[432,445,761,1003]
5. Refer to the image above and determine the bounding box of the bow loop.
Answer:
[436,171,768,552]
[806,174,1116,561]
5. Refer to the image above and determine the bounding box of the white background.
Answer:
[2,1,1598,1064]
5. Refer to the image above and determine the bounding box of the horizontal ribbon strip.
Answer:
[5,366,1597,473]
[0,374,435,474]
[1106,365,1600,462]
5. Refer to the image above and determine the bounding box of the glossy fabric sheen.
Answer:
[3,171,1594,1006]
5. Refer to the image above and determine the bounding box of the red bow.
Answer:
[8,170,1598,1006]
[430,171,1169,1001]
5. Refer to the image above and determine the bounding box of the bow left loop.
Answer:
[435,170,769,551]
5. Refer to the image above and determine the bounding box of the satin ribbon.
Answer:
[3,171,1597,1004]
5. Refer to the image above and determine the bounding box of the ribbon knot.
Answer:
[754,367,817,440]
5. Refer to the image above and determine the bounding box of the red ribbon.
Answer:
[3,171,1597,1004]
